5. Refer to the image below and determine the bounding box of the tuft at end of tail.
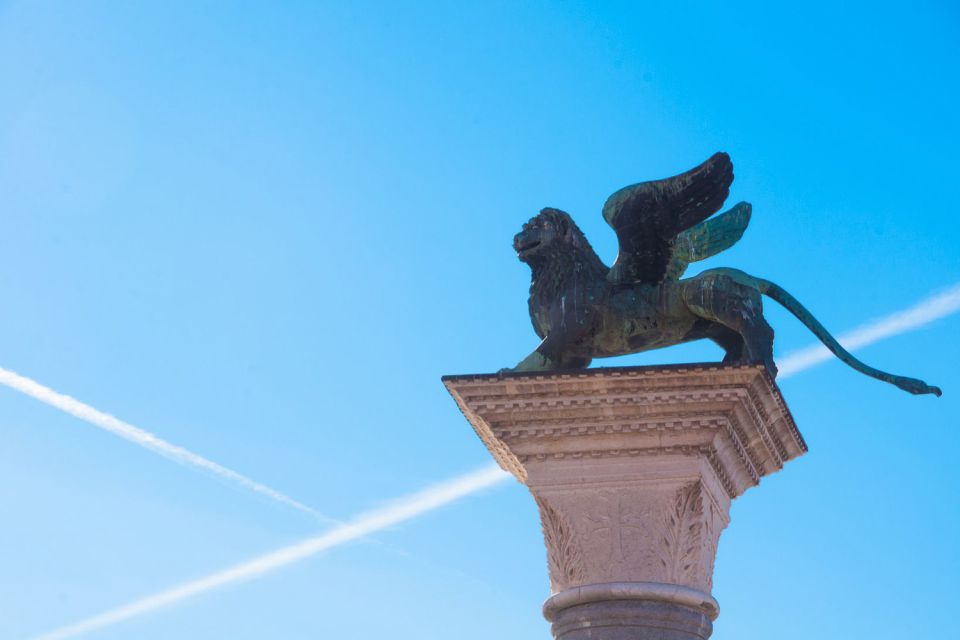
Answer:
[895,377,942,397]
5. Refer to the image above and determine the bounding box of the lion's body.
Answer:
[520,245,775,373]
[589,280,707,356]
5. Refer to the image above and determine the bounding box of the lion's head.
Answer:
[513,208,585,263]
[514,207,608,333]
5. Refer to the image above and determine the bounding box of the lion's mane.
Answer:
[527,208,609,317]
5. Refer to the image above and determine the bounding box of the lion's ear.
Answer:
[540,207,572,239]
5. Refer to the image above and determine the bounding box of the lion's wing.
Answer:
[665,202,751,280]
[603,152,733,284]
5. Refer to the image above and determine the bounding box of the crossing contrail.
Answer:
[29,465,511,640]
[26,281,959,640]
[0,367,332,523]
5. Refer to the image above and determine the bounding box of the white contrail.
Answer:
[26,281,960,639]
[777,281,960,377]
[29,464,511,640]
[0,366,331,522]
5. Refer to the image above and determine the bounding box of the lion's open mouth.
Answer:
[517,240,541,254]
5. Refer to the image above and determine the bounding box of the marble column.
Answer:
[443,364,806,640]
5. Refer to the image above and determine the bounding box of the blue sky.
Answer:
[1,1,958,638]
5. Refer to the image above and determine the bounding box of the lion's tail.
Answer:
[755,277,942,396]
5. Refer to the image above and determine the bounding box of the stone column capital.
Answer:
[444,364,806,640]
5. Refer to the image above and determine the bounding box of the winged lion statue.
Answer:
[506,152,941,396]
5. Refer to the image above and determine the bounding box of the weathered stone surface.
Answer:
[443,363,806,639]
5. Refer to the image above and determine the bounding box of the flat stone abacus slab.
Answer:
[443,363,805,498]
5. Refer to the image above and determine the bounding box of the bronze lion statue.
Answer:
[506,152,941,396]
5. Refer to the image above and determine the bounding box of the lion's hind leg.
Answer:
[682,275,777,376]
[705,325,745,364]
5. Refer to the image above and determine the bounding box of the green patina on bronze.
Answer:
[508,152,941,396]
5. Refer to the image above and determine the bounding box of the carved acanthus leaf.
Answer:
[535,495,585,590]
[657,483,705,586]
